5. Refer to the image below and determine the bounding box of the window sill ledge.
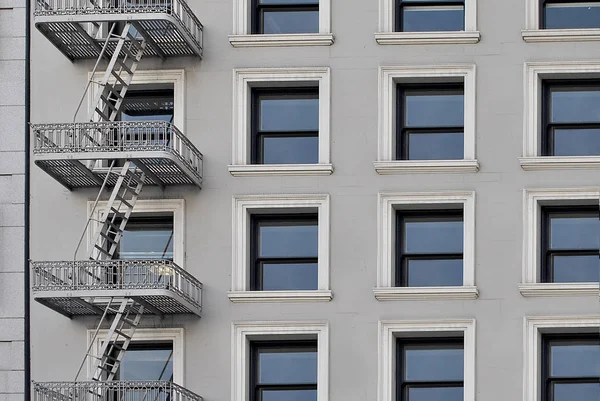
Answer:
[229,33,335,47]
[228,164,334,176]
[520,156,600,170]
[519,283,600,297]
[374,160,480,174]
[373,286,479,301]
[374,31,480,45]
[228,290,333,303]
[522,29,600,42]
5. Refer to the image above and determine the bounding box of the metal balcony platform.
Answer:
[32,381,202,401]
[32,121,203,189]
[34,0,203,60]
[31,259,203,317]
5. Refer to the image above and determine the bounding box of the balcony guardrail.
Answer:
[32,381,202,401]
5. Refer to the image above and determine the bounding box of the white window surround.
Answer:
[375,65,479,174]
[375,191,478,300]
[376,0,479,45]
[378,319,476,401]
[86,199,185,267]
[229,0,333,47]
[522,0,600,42]
[86,327,185,384]
[523,316,600,401]
[231,321,329,401]
[230,68,332,176]
[520,188,600,297]
[229,194,332,302]
[521,61,600,170]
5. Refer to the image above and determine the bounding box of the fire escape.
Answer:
[31,1,203,400]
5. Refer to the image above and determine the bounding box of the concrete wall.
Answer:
[0,0,25,398]
[30,1,599,401]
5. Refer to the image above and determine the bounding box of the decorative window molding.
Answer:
[375,191,477,300]
[86,199,185,267]
[230,68,332,176]
[229,0,333,47]
[86,328,185,384]
[376,65,478,174]
[522,0,600,42]
[231,321,329,401]
[520,188,600,297]
[523,316,600,401]
[230,194,331,302]
[378,319,476,401]
[521,61,600,170]
[376,0,479,45]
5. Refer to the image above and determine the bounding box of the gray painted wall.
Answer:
[0,0,25,398]
[30,1,599,401]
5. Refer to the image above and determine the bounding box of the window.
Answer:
[113,342,174,381]
[115,215,174,260]
[542,82,600,156]
[396,84,464,160]
[541,0,600,29]
[251,214,318,291]
[120,89,175,124]
[251,88,319,165]
[250,340,318,401]
[396,338,464,401]
[253,0,319,34]
[541,207,599,283]
[396,211,463,287]
[396,0,465,32]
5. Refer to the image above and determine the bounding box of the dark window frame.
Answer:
[396,337,464,401]
[394,0,465,32]
[395,210,464,287]
[539,0,600,29]
[541,334,600,401]
[251,0,319,34]
[540,205,599,283]
[251,87,319,165]
[395,83,464,161]
[541,80,600,156]
[250,340,318,401]
[250,213,319,291]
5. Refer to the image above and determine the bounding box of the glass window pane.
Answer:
[261,390,318,401]
[550,89,600,123]
[553,128,600,156]
[407,387,463,401]
[407,259,463,286]
[262,136,319,164]
[404,347,463,381]
[119,348,173,381]
[260,98,319,132]
[551,344,600,377]
[120,228,174,260]
[259,351,318,384]
[259,0,318,4]
[545,3,600,29]
[553,255,600,283]
[262,263,318,290]
[402,6,464,32]
[553,383,600,401]
[259,223,318,257]
[550,216,599,250]
[407,132,464,160]
[404,219,463,254]
[405,93,464,127]
[262,10,319,34]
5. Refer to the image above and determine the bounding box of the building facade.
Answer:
[29,1,599,401]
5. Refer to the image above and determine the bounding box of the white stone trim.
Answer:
[231,67,331,172]
[374,286,479,301]
[378,319,476,401]
[523,316,600,401]
[376,191,476,293]
[522,188,599,294]
[377,65,477,171]
[86,199,185,267]
[229,33,334,47]
[231,321,329,401]
[230,194,330,300]
[374,160,480,174]
[519,283,600,297]
[86,328,185,384]
[523,61,600,165]
[522,29,600,42]
[228,164,334,176]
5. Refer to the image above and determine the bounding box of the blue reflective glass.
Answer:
[262,390,317,401]
[262,11,319,33]
[259,223,318,257]
[551,89,600,123]
[407,387,463,401]
[553,255,600,283]
[405,93,464,127]
[545,3,600,29]
[407,132,464,160]
[119,348,173,381]
[262,263,318,290]
[553,383,600,401]
[402,6,464,32]
[259,351,318,384]
[263,136,319,164]
[120,228,174,260]
[404,220,463,254]
[551,344,600,377]
[550,216,599,250]
[407,259,463,286]
[553,128,600,156]
[405,346,463,381]
[260,98,319,132]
